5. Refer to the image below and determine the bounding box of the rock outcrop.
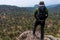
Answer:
[18,31,60,40]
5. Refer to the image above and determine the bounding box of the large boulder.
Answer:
[18,31,59,40]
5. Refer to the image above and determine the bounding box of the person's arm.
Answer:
[45,7,48,18]
[34,8,38,19]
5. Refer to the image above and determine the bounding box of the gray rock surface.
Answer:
[18,31,60,40]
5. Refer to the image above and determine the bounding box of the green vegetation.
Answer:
[0,5,60,40]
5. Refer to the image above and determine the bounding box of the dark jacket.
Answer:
[34,6,48,20]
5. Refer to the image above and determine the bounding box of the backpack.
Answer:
[37,5,46,20]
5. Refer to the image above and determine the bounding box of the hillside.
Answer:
[0,5,34,17]
[0,5,60,40]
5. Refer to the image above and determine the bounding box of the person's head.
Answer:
[39,1,45,5]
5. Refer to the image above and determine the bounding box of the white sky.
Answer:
[0,0,60,7]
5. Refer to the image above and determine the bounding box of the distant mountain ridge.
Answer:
[34,4,60,14]
[48,4,60,14]
[0,5,34,16]
[0,4,60,15]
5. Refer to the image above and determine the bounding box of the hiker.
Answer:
[33,1,48,40]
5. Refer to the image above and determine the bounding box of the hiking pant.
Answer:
[33,20,45,40]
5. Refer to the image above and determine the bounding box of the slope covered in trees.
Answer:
[0,5,60,40]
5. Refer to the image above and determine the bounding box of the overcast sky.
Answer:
[0,0,60,7]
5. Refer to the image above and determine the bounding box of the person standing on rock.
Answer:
[33,1,48,40]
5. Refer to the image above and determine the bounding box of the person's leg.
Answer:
[33,20,39,35]
[40,21,45,40]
